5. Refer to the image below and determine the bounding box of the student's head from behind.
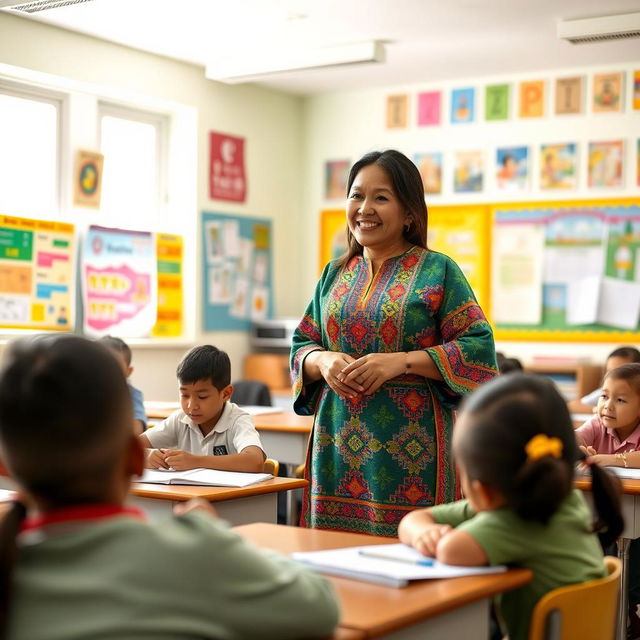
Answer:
[0,335,143,509]
[598,363,640,437]
[99,335,133,379]
[606,346,640,373]
[453,373,577,525]
[499,357,523,375]
[176,345,232,429]
[341,150,428,265]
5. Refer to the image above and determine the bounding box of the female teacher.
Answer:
[291,150,498,536]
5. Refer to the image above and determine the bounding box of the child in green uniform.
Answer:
[399,372,622,640]
[0,335,339,640]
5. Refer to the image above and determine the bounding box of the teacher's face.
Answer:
[347,164,410,252]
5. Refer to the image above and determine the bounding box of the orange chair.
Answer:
[528,556,621,640]
[263,458,280,476]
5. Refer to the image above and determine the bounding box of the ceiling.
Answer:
[5,0,640,95]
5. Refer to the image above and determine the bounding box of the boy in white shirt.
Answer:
[140,345,265,472]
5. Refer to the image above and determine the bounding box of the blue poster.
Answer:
[202,211,273,331]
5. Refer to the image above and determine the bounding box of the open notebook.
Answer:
[292,543,506,588]
[134,468,272,487]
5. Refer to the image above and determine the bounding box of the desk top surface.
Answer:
[131,476,307,502]
[576,476,640,496]
[234,522,532,637]
[253,412,313,433]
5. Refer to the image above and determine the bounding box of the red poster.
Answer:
[209,132,247,202]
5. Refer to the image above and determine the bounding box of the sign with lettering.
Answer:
[209,131,247,202]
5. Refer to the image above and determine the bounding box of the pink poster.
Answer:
[417,91,441,126]
[209,131,247,202]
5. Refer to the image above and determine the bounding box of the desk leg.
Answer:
[285,463,300,526]
[618,537,631,640]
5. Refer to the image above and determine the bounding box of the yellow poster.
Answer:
[518,80,545,118]
[319,209,347,274]
[427,205,490,309]
[151,233,183,337]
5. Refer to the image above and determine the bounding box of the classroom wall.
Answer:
[300,61,640,365]
[0,13,306,400]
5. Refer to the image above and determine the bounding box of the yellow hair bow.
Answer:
[525,434,563,462]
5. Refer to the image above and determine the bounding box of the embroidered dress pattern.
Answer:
[291,247,497,536]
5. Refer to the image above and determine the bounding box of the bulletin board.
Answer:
[428,205,491,310]
[490,198,640,342]
[202,211,273,331]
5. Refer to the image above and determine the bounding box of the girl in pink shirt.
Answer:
[576,363,640,469]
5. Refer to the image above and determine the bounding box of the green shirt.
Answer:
[431,490,605,640]
[9,510,340,640]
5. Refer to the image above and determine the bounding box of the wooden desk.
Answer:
[131,477,307,525]
[576,476,639,640]
[254,412,313,467]
[144,401,179,421]
[235,523,532,640]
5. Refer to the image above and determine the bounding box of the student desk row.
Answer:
[236,522,532,640]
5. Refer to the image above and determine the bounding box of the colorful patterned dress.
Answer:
[291,246,498,536]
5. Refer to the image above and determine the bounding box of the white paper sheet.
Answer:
[597,277,640,330]
[566,276,599,325]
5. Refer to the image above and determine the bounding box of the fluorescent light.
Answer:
[205,41,386,84]
[558,12,640,44]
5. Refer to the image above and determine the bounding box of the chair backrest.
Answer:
[528,556,621,640]
[231,380,272,406]
[243,354,290,390]
[263,458,280,476]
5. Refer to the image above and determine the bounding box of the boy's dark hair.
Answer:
[340,150,428,267]
[499,357,523,374]
[457,373,623,544]
[608,346,640,363]
[99,335,132,366]
[0,335,132,635]
[177,345,230,390]
[604,362,640,396]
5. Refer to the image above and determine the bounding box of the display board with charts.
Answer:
[490,198,640,342]
[202,211,273,331]
[0,215,75,331]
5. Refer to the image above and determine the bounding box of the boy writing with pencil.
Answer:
[140,345,265,472]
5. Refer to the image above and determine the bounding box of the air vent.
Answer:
[558,12,640,44]
[0,0,94,12]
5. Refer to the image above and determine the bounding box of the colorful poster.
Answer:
[209,131,247,202]
[202,211,273,331]
[151,233,183,337]
[604,205,640,282]
[82,226,156,336]
[593,72,623,113]
[453,150,483,192]
[427,205,490,308]
[319,209,347,274]
[325,160,350,199]
[450,88,475,123]
[414,152,442,195]
[638,139,640,186]
[496,146,528,191]
[540,143,577,190]
[519,81,545,118]
[485,84,509,120]
[386,94,408,129]
[588,140,624,188]
[0,215,75,330]
[555,77,583,114]
[73,150,104,209]
[634,71,640,110]
[417,91,441,126]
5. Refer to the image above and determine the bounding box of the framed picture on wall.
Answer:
[519,81,545,118]
[386,94,408,128]
[496,146,528,191]
[539,143,577,190]
[588,140,624,188]
[555,77,583,115]
[450,88,475,123]
[414,152,443,195]
[324,160,350,199]
[592,72,624,113]
[453,150,483,192]
[485,84,509,120]
[417,91,441,126]
[319,209,347,274]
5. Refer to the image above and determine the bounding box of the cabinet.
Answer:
[524,362,603,402]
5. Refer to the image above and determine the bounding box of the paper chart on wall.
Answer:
[491,221,544,324]
[202,212,273,331]
[82,225,157,336]
[151,233,184,338]
[0,215,76,331]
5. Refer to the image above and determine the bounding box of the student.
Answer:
[398,373,622,640]
[499,356,523,374]
[0,335,340,640]
[140,345,265,472]
[99,335,147,434]
[576,346,640,411]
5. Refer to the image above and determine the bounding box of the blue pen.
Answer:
[358,548,434,566]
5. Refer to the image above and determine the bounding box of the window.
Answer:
[99,104,168,230]
[0,87,60,218]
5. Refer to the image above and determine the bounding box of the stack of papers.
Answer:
[292,543,506,588]
[134,468,273,487]
[604,467,640,480]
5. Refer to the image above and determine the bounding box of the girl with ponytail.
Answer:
[399,372,623,640]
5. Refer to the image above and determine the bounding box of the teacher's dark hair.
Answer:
[340,150,428,268]
[0,335,132,636]
[456,373,623,543]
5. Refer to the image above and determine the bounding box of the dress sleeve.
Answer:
[425,256,498,404]
[290,262,337,416]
